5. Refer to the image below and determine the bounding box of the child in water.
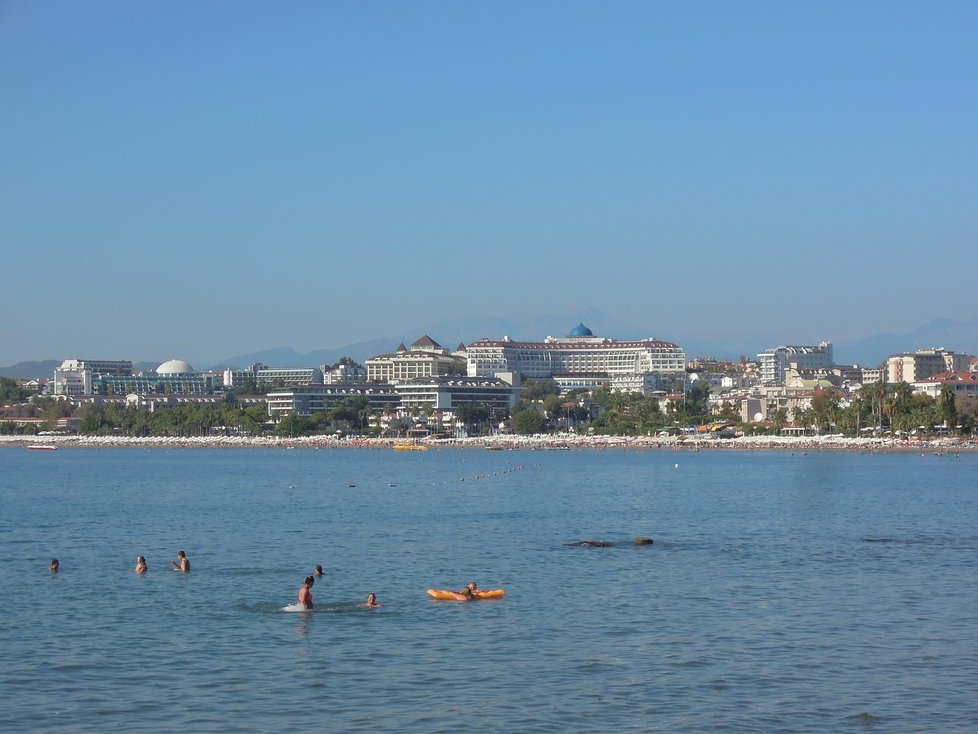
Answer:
[360,593,381,608]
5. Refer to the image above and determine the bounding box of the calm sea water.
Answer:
[1,447,976,732]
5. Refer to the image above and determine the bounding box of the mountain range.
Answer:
[3,313,977,379]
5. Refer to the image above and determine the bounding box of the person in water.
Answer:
[444,587,474,601]
[135,556,148,574]
[298,575,315,609]
[361,593,381,608]
[313,565,324,577]
[49,559,59,573]
[169,551,190,572]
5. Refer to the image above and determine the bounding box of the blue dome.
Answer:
[569,322,593,337]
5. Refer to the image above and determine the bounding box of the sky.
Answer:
[2,1,976,367]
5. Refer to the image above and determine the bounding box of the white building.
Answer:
[322,359,367,385]
[394,375,519,414]
[912,371,978,400]
[465,323,685,395]
[52,358,133,396]
[758,342,833,385]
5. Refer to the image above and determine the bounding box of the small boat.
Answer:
[27,445,58,451]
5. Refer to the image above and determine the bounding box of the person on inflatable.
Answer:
[444,587,474,601]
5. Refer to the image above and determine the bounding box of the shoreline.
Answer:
[2,433,974,452]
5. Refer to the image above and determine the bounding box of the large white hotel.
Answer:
[464,323,686,394]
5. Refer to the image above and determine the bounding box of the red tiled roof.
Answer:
[919,371,978,383]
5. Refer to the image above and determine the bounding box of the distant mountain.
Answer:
[210,309,666,369]
[212,337,401,371]
[0,360,60,380]
[836,317,978,366]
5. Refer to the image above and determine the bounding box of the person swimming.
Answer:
[313,565,324,577]
[135,556,147,574]
[169,550,190,572]
[361,593,381,608]
[49,559,59,573]
[298,575,315,610]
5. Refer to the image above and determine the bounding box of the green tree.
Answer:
[0,377,30,403]
[810,390,839,431]
[520,379,559,402]
[939,384,958,428]
[510,408,546,435]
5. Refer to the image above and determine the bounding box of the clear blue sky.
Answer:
[2,1,976,366]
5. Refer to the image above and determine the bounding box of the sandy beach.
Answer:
[2,432,974,452]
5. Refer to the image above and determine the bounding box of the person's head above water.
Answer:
[304,575,315,587]
[314,565,323,576]
[467,581,478,592]
[460,587,473,599]
[177,551,186,559]
[49,559,59,572]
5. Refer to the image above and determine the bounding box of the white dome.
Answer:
[157,359,194,375]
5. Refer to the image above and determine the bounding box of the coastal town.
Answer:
[2,323,976,450]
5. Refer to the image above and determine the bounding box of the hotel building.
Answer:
[886,348,970,384]
[464,323,685,394]
[758,342,834,385]
[366,336,466,383]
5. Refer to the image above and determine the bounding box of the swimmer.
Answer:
[135,556,148,574]
[169,550,190,572]
[444,587,474,601]
[465,581,481,597]
[298,575,315,610]
[49,559,59,573]
[313,565,324,577]
[360,593,382,608]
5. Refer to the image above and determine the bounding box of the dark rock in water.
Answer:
[846,712,882,722]
[567,540,611,548]
[634,537,653,545]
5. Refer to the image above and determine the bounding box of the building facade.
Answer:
[366,336,466,383]
[394,375,518,414]
[758,342,833,385]
[465,323,685,395]
[912,371,978,400]
[52,358,133,396]
[886,349,970,384]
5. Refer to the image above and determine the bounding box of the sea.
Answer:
[2,446,976,733]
